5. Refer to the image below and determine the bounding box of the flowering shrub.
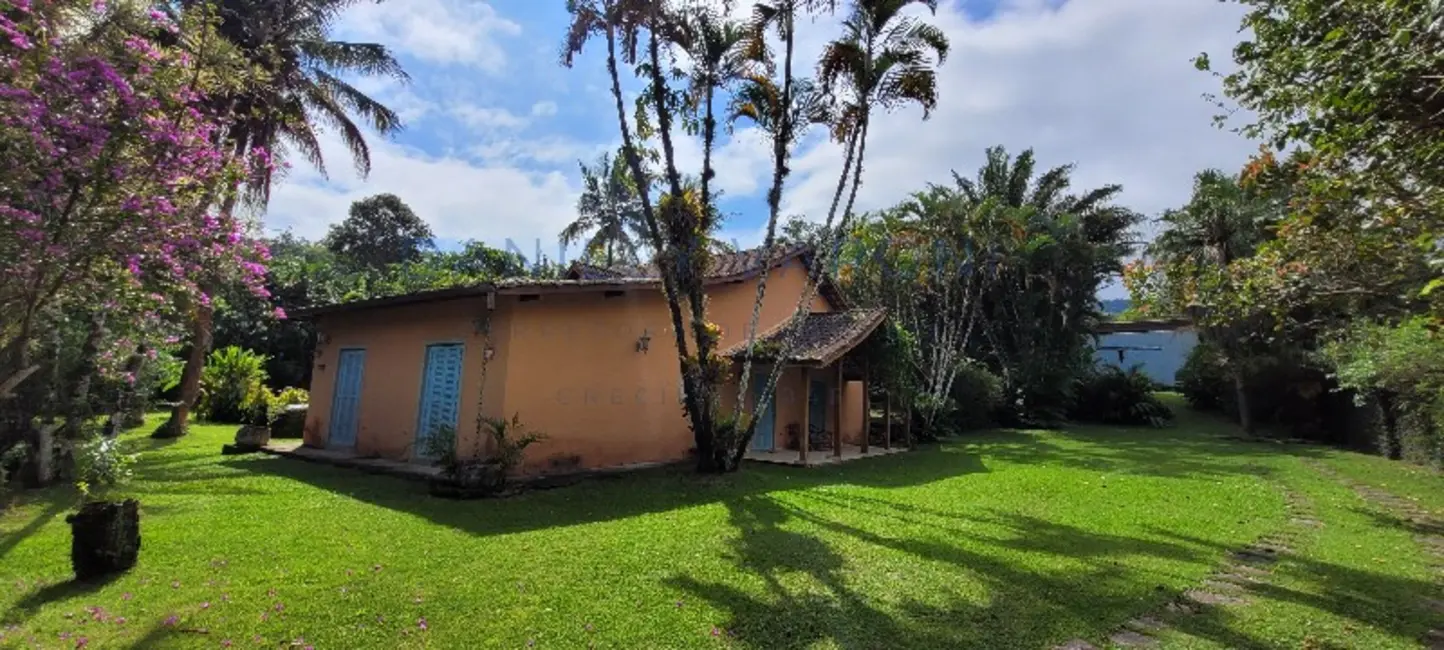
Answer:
[0,1,269,421]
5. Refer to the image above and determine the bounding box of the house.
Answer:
[295,245,896,474]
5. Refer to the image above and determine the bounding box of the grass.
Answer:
[1,398,1442,649]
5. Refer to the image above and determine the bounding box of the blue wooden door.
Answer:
[415,343,464,455]
[809,379,828,438]
[749,371,775,451]
[328,349,366,448]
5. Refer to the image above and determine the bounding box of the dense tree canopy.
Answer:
[325,193,436,271]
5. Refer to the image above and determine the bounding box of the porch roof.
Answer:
[722,308,887,368]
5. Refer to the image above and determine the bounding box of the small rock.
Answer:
[1109,630,1158,648]
[1053,640,1098,650]
[1186,590,1247,606]
[1124,617,1166,633]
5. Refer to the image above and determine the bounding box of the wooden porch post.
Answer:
[860,369,870,454]
[883,390,892,450]
[833,363,843,458]
[798,368,809,465]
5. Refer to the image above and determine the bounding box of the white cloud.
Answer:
[530,100,559,117]
[263,129,578,248]
[471,135,609,168]
[449,104,529,131]
[339,0,521,72]
[699,0,1258,230]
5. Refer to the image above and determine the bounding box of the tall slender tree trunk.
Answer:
[1232,370,1254,436]
[600,24,705,467]
[1377,390,1402,459]
[154,296,212,439]
[153,188,235,438]
[735,6,798,436]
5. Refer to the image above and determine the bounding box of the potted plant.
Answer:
[65,435,140,581]
[232,384,273,450]
[427,415,544,498]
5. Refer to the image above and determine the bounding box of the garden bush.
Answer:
[1070,365,1173,427]
[197,346,269,423]
[949,360,1004,431]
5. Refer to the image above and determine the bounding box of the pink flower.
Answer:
[417,617,428,631]
[272,307,287,320]
[163,615,178,627]
[200,602,210,610]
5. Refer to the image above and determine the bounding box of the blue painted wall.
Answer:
[1093,330,1199,387]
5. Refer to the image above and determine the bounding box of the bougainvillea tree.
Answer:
[0,0,269,483]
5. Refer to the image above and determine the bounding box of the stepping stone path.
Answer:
[1052,481,1318,650]
[1303,459,1444,649]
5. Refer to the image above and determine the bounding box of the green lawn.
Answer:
[2,399,1442,649]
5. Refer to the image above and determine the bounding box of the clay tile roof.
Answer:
[721,308,887,367]
[565,244,812,282]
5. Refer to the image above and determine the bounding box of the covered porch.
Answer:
[723,308,913,467]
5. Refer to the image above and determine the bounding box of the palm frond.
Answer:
[313,70,405,135]
[300,39,408,81]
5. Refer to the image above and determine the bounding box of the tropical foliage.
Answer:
[325,193,435,271]
[156,0,411,440]
[0,0,270,485]
[561,151,646,267]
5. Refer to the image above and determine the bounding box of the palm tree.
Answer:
[942,147,1141,423]
[819,0,949,234]
[1151,169,1272,268]
[953,146,1140,276]
[156,0,408,438]
[1148,169,1274,434]
[561,152,646,267]
[681,9,751,213]
[563,0,712,467]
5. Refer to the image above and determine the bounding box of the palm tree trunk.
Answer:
[733,9,802,464]
[153,186,236,438]
[601,24,706,464]
[838,114,871,233]
[153,295,212,439]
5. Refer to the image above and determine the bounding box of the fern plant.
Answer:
[198,346,269,423]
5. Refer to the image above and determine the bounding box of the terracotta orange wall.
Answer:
[305,258,840,471]
[496,259,833,472]
[304,298,511,460]
[841,380,866,445]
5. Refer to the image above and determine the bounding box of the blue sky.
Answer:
[259,0,1257,298]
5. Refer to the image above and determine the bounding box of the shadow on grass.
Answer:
[0,573,123,627]
[1153,527,1442,648]
[1351,506,1444,536]
[961,417,1328,481]
[666,493,1238,649]
[0,499,68,562]
[219,444,988,539]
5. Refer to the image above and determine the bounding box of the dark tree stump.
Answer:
[66,499,140,581]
